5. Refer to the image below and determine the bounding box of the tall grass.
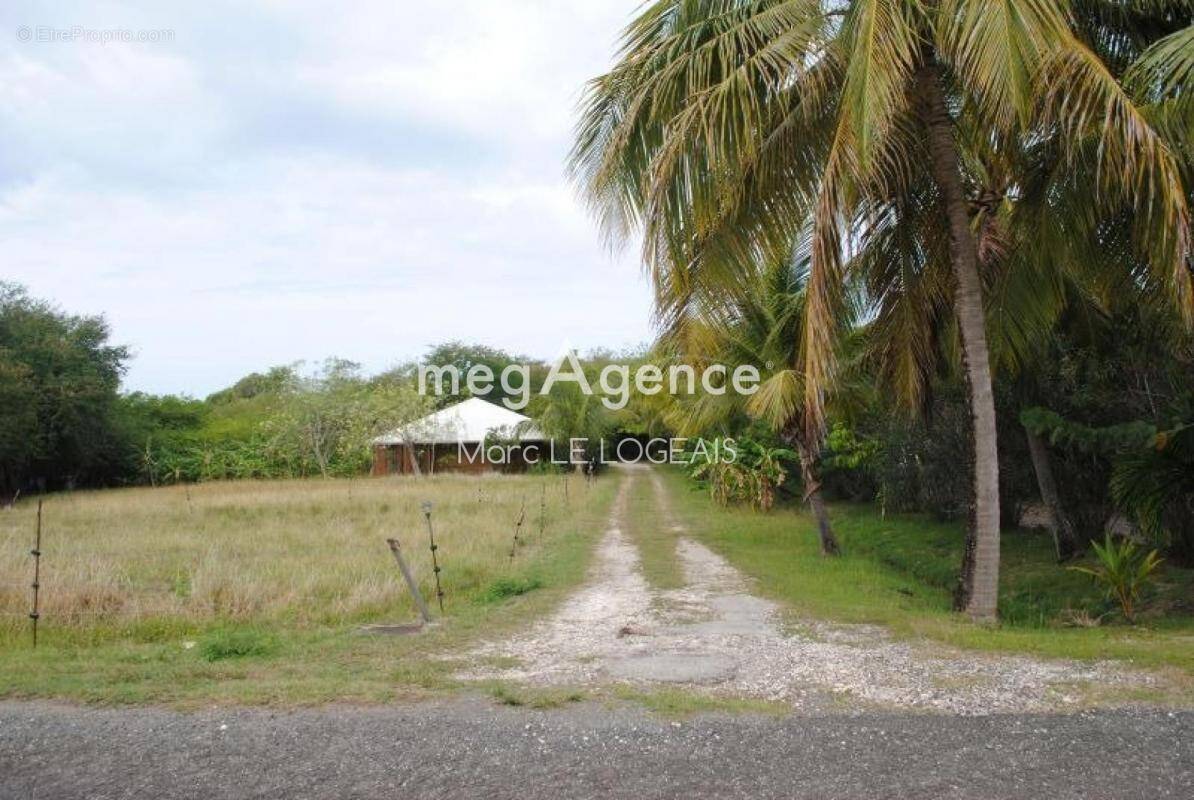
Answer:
[0,473,596,632]
[663,469,1194,675]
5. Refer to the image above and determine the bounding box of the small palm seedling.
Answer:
[1068,535,1163,623]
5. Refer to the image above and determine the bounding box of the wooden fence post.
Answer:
[538,482,546,537]
[509,499,526,563]
[30,499,42,648]
[421,501,445,612]
[386,538,432,623]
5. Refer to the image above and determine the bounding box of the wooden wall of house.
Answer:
[370,442,547,476]
[371,445,391,476]
[371,444,419,476]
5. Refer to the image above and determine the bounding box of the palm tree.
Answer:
[571,0,1190,622]
[533,381,613,470]
[663,249,850,554]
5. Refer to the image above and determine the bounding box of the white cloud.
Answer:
[0,0,649,394]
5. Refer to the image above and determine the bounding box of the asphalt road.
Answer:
[1,700,1190,799]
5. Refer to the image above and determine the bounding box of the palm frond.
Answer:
[1042,37,1193,321]
[936,0,1073,130]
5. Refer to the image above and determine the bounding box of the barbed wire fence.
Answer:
[0,501,47,642]
[30,499,42,646]
[3,481,593,636]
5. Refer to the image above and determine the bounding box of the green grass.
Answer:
[623,473,685,590]
[198,627,279,661]
[478,576,545,604]
[663,469,1194,676]
[488,683,586,709]
[0,473,618,705]
[610,686,789,717]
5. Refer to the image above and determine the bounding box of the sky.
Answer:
[0,1,653,396]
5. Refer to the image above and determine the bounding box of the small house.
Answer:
[371,397,546,475]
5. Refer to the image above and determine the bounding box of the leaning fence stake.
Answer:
[421,501,445,612]
[30,499,42,648]
[509,499,526,563]
[386,537,432,624]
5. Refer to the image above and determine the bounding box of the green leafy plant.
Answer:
[1111,424,1194,563]
[478,576,544,604]
[689,439,792,512]
[743,443,793,512]
[689,457,749,508]
[198,628,279,661]
[1068,535,1163,622]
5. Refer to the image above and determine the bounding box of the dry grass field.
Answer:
[0,472,617,704]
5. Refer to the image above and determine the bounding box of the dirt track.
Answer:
[462,465,1165,714]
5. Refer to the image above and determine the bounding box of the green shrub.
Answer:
[1068,534,1163,622]
[1111,423,1194,563]
[688,438,792,512]
[478,576,543,604]
[198,628,278,661]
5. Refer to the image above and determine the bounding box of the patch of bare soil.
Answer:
[460,465,1163,714]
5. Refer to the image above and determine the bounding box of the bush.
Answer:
[1112,424,1194,564]
[688,437,792,512]
[478,576,544,604]
[840,397,974,519]
[1068,534,1163,622]
[198,628,279,661]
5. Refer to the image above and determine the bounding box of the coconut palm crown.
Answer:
[664,247,856,553]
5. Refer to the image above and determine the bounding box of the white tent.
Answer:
[373,397,544,445]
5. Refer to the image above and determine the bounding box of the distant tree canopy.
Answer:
[0,291,653,494]
[0,285,440,491]
[0,282,128,496]
[206,365,299,404]
[123,358,432,483]
[421,341,540,408]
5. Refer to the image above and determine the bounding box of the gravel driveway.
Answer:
[2,700,1190,799]
[463,466,1167,713]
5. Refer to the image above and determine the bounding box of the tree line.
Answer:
[0,288,632,496]
[0,282,432,494]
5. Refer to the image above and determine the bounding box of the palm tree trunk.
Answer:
[792,436,841,556]
[917,61,1001,622]
[1024,424,1079,561]
[954,524,978,611]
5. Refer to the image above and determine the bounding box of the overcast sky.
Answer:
[0,1,652,396]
